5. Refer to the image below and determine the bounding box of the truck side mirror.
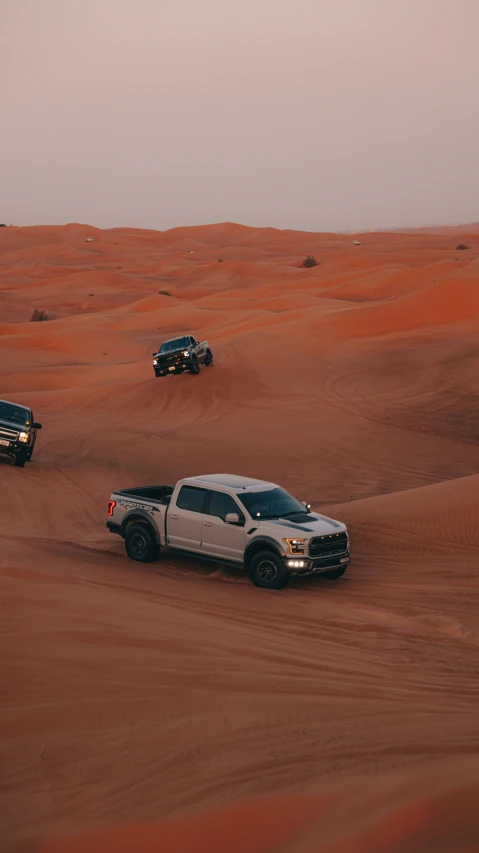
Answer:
[301,501,311,511]
[225,513,240,524]
[33,422,42,430]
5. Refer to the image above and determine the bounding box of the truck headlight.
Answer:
[153,359,158,365]
[183,350,189,356]
[18,432,29,443]
[285,538,305,555]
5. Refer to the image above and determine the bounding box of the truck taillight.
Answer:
[108,500,116,517]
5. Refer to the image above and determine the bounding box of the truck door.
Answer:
[167,485,206,551]
[200,489,246,562]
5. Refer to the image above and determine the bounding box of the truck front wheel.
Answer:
[125,524,159,563]
[249,551,289,590]
[13,450,28,468]
[189,356,200,375]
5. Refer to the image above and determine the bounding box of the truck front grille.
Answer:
[309,532,348,558]
[0,427,19,441]
[162,353,186,365]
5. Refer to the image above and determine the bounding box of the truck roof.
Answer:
[183,473,277,493]
[0,399,29,410]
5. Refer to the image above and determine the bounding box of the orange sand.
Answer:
[1,222,479,853]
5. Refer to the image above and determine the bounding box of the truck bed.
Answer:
[114,485,174,504]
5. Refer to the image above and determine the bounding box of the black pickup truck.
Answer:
[0,399,42,467]
[152,335,213,377]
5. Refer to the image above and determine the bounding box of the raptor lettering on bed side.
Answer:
[119,500,159,513]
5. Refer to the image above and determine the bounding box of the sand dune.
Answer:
[17,763,479,853]
[1,222,478,853]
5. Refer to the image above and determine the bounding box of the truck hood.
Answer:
[0,417,26,432]
[257,512,346,538]
[155,347,189,359]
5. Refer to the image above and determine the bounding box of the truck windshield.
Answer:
[237,488,305,519]
[0,401,29,425]
[159,337,190,353]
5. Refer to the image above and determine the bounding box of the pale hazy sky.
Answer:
[2,0,478,231]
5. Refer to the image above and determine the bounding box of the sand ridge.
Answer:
[1,222,479,852]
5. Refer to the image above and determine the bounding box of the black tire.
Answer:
[189,356,200,375]
[14,450,27,468]
[125,524,159,563]
[249,550,289,590]
[319,565,348,580]
[204,349,213,366]
[26,441,35,461]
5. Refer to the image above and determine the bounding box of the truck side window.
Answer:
[204,491,245,524]
[176,486,207,513]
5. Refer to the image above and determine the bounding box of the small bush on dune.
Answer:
[218,258,224,263]
[30,308,49,322]
[456,244,469,250]
[159,290,171,296]
[302,255,318,268]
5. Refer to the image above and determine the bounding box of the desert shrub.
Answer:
[30,308,49,322]
[302,255,318,268]
[456,244,469,250]
[159,290,171,296]
[218,257,224,263]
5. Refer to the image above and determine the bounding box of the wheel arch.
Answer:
[244,536,284,567]
[121,511,160,542]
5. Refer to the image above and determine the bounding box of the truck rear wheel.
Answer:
[205,349,213,366]
[249,550,289,590]
[190,356,200,375]
[125,524,159,563]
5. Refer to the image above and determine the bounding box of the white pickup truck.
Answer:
[107,474,350,589]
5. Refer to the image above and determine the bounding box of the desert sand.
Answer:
[1,222,478,852]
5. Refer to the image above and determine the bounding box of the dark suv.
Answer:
[0,400,42,468]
